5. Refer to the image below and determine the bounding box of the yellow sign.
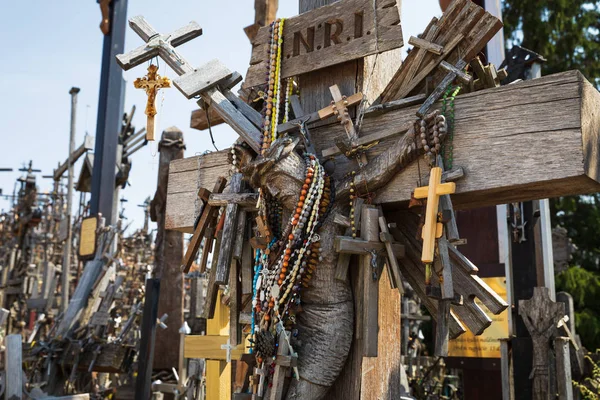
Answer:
[448,277,509,358]
[78,216,98,259]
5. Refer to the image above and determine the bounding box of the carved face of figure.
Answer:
[235,138,307,211]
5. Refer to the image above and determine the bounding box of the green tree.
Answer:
[502,0,600,87]
[502,0,600,350]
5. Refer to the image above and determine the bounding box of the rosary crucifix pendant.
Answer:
[134,64,171,141]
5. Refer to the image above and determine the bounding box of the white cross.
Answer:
[116,16,201,76]
[220,337,236,363]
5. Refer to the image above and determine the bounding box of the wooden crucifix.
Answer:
[117,16,263,153]
[335,206,405,356]
[318,85,367,165]
[134,64,171,141]
[519,287,566,400]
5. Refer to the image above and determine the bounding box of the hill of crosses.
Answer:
[8,0,600,399]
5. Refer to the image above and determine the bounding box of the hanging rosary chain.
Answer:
[441,85,461,170]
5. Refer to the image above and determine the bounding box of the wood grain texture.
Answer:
[289,0,404,398]
[244,0,403,88]
[172,73,600,232]
[379,0,501,103]
[190,107,225,131]
[166,150,230,232]
[6,334,23,400]
[152,127,185,370]
[318,71,600,208]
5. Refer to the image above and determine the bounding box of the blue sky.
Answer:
[0,0,442,232]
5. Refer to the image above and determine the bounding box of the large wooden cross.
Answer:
[117,16,263,153]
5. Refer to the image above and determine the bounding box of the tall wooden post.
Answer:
[152,127,186,370]
[296,1,403,398]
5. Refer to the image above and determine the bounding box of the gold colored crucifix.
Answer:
[413,167,456,263]
[134,64,171,141]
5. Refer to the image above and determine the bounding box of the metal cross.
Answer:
[134,64,171,141]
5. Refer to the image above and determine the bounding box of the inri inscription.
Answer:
[244,0,403,88]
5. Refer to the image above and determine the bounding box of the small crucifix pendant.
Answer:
[134,64,171,141]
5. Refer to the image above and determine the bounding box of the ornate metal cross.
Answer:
[134,64,171,141]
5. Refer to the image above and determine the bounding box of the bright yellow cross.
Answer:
[134,64,171,141]
[413,167,456,263]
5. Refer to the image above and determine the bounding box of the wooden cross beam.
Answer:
[269,329,298,400]
[181,177,227,273]
[319,85,367,165]
[90,275,124,329]
[417,59,471,117]
[335,206,405,357]
[166,71,600,233]
[117,17,263,153]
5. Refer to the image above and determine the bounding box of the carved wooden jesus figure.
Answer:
[235,111,434,398]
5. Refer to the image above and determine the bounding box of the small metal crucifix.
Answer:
[134,64,171,141]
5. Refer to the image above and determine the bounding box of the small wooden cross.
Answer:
[417,59,472,117]
[134,64,171,142]
[90,275,125,328]
[318,85,367,165]
[413,167,456,263]
[335,206,405,356]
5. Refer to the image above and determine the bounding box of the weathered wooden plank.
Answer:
[361,207,380,357]
[6,334,23,400]
[181,177,227,273]
[168,71,600,231]
[555,337,574,400]
[209,193,258,208]
[408,35,443,55]
[200,89,262,153]
[166,150,230,232]
[270,331,290,400]
[173,59,233,99]
[215,173,243,285]
[244,0,403,88]
[379,0,501,103]
[328,71,600,208]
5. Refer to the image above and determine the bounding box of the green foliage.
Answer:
[502,0,600,87]
[556,268,600,349]
[574,354,600,398]
[551,195,600,272]
[502,0,600,351]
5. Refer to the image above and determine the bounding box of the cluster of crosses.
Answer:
[115,0,600,398]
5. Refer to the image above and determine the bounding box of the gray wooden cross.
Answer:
[270,327,299,400]
[417,59,472,117]
[335,206,405,357]
[519,287,566,400]
[117,16,263,153]
[90,275,125,329]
